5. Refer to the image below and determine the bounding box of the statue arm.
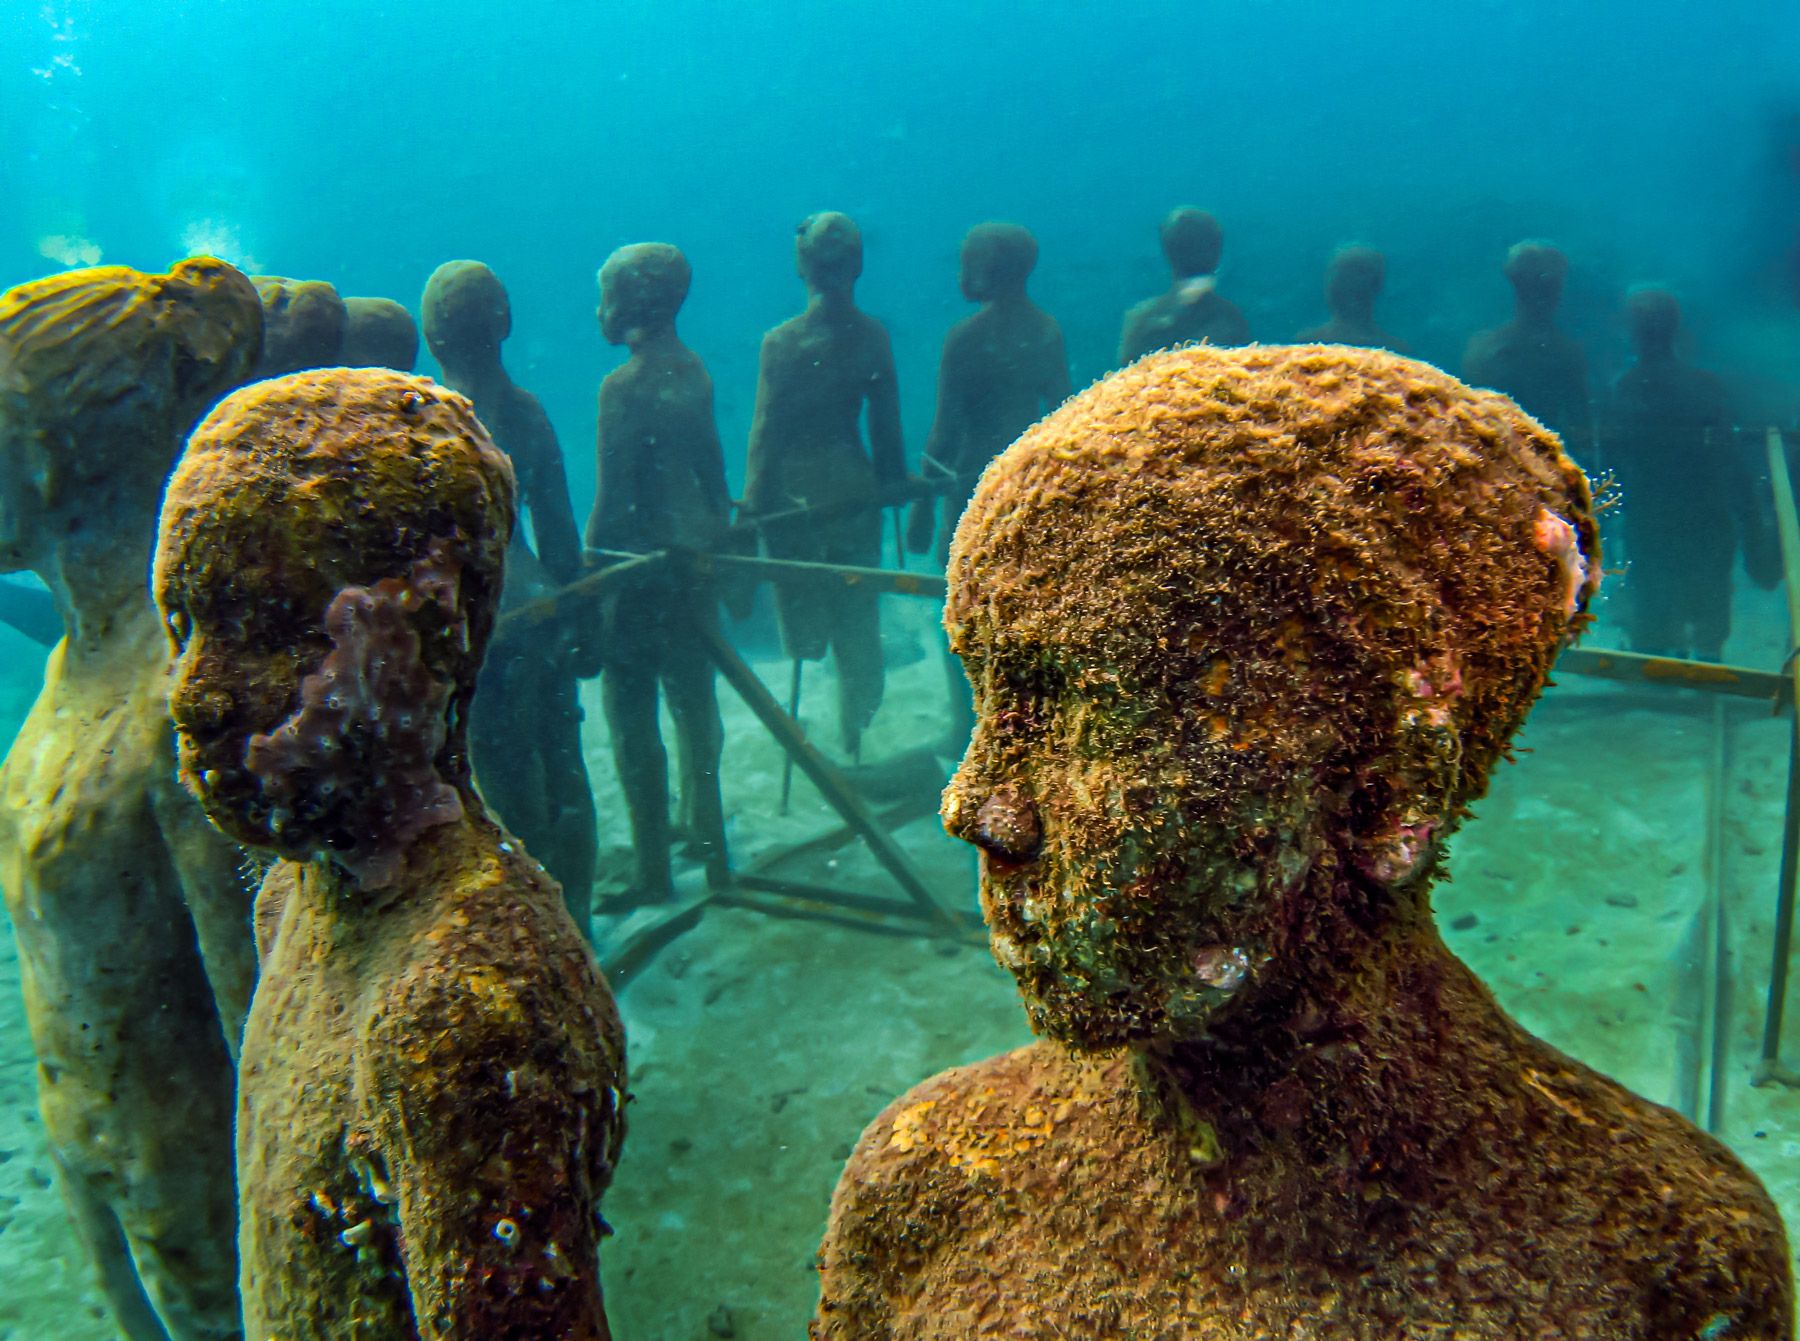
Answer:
[865,327,906,488]
[370,963,615,1340]
[586,379,633,553]
[741,336,780,517]
[516,396,583,585]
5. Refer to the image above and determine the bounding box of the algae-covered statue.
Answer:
[813,345,1793,1338]
[1117,207,1251,365]
[421,260,596,924]
[744,211,906,757]
[587,243,734,903]
[1296,243,1409,353]
[0,259,262,1341]
[155,368,628,1339]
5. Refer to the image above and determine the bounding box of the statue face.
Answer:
[943,645,1319,1051]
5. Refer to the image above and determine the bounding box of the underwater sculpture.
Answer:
[1296,244,1409,352]
[251,274,347,377]
[1462,241,1596,466]
[1608,287,1775,661]
[906,222,1070,753]
[586,242,734,902]
[744,211,906,757]
[1117,207,1251,365]
[421,259,596,924]
[155,366,628,1340]
[342,295,420,370]
[0,259,262,1341]
[813,344,1794,1338]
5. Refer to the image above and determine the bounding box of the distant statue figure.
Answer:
[251,275,347,377]
[0,260,263,1341]
[1462,241,1595,465]
[1608,288,1775,661]
[342,295,419,370]
[743,212,906,757]
[1117,207,1251,365]
[421,259,596,926]
[907,222,1070,752]
[156,367,628,1341]
[814,345,1793,1340]
[586,243,734,903]
[1296,244,1408,352]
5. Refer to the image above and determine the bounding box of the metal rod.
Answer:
[1756,426,1800,1085]
[778,658,802,815]
[1553,647,1786,704]
[693,598,967,935]
[1705,699,1733,1133]
[491,550,668,641]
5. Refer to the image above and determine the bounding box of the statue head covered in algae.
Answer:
[812,343,1790,1338]
[943,343,1600,1049]
[156,369,515,887]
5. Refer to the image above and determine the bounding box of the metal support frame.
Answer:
[1756,427,1800,1087]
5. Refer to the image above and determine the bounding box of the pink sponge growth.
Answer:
[245,546,467,887]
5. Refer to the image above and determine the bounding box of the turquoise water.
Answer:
[5,1,1800,1336]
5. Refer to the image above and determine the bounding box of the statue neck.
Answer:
[1132,885,1498,1180]
[33,503,164,670]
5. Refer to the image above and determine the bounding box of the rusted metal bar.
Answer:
[594,891,709,990]
[1553,646,1787,703]
[491,550,668,641]
[1755,426,1800,1087]
[715,885,987,948]
[693,604,967,936]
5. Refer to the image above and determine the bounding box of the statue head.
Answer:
[342,296,419,371]
[421,261,512,370]
[1503,241,1569,317]
[1325,245,1385,322]
[251,276,347,378]
[0,257,261,571]
[1160,208,1225,280]
[1625,286,1682,360]
[960,222,1039,303]
[155,368,516,888]
[597,243,692,347]
[796,212,864,294]
[942,346,1597,1050]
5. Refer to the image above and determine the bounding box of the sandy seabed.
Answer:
[0,584,1796,1339]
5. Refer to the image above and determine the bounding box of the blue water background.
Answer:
[2,0,1799,513]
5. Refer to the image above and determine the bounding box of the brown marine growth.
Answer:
[342,296,419,371]
[0,259,262,1341]
[1296,243,1409,353]
[251,274,347,378]
[156,368,627,1340]
[1462,241,1595,465]
[586,243,734,903]
[421,259,595,923]
[743,211,906,756]
[907,222,1070,754]
[1117,207,1251,365]
[813,345,1793,1338]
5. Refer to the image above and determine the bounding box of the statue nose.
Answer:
[970,785,1042,864]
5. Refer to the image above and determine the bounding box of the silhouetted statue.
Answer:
[744,212,905,756]
[1462,241,1595,464]
[342,296,419,370]
[1117,208,1251,364]
[815,345,1792,1340]
[422,260,596,927]
[1608,288,1773,661]
[908,222,1070,752]
[586,243,733,903]
[1297,244,1408,352]
[251,275,346,378]
[157,367,626,1341]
